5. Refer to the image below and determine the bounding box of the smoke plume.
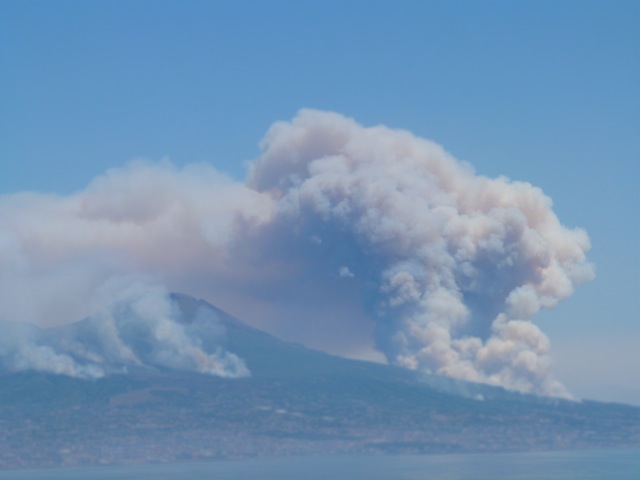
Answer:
[0,110,593,396]
[0,283,250,379]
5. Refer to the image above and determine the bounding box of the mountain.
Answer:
[0,293,638,469]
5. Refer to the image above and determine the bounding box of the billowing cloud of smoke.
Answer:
[0,321,106,379]
[0,283,250,379]
[0,110,593,396]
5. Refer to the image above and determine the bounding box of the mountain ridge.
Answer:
[0,293,638,469]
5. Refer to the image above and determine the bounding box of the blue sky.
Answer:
[1,1,638,404]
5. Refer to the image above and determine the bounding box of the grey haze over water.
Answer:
[1,450,638,480]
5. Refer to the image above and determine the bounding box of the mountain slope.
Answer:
[0,293,638,469]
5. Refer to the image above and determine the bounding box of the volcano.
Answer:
[0,293,638,469]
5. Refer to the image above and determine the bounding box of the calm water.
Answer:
[0,450,638,480]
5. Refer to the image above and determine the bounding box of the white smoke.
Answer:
[0,283,250,379]
[0,322,106,379]
[0,110,593,396]
[72,282,250,378]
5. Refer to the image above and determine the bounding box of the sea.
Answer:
[0,449,638,480]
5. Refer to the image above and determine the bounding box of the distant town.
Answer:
[1,369,638,469]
